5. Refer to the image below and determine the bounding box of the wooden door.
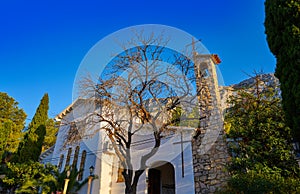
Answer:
[148,168,161,194]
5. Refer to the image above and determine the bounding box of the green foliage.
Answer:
[2,162,57,193]
[0,120,12,159]
[66,167,81,193]
[0,93,61,193]
[42,118,59,152]
[225,164,300,194]
[171,106,200,128]
[0,92,26,158]
[224,75,300,192]
[54,166,87,193]
[16,93,49,163]
[265,0,300,141]
[2,163,88,194]
[171,107,182,126]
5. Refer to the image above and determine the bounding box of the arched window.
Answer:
[67,122,80,143]
[72,146,80,169]
[65,147,72,169]
[58,154,64,171]
[78,150,86,181]
[199,62,210,78]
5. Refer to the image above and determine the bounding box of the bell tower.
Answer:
[192,53,229,193]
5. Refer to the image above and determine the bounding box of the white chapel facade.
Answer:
[40,53,229,194]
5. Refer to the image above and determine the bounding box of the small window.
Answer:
[78,150,87,181]
[72,146,80,169]
[58,154,64,171]
[65,147,72,169]
[67,122,80,143]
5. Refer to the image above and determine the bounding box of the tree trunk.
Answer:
[125,185,137,194]
[124,169,144,194]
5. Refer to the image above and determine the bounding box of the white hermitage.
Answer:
[40,53,228,194]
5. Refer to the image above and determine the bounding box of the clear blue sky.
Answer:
[0,0,275,122]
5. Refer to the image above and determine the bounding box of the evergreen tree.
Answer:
[0,92,26,159]
[16,94,49,162]
[265,0,300,141]
[224,75,300,193]
[42,118,59,152]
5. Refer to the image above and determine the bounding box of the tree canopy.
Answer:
[0,92,26,159]
[42,118,58,152]
[0,93,60,193]
[2,162,57,194]
[265,0,300,141]
[16,93,49,163]
[224,75,300,193]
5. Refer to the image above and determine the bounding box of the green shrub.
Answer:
[222,165,300,194]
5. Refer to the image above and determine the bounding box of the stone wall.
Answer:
[192,129,229,193]
[192,71,281,193]
[192,54,230,193]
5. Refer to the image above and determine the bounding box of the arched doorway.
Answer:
[148,162,175,194]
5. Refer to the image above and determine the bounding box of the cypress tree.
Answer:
[42,118,59,152]
[264,0,300,141]
[16,93,49,162]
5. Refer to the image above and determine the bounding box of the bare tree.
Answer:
[78,32,202,194]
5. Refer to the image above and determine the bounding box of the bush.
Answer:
[221,164,300,194]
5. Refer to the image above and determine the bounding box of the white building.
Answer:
[41,54,229,194]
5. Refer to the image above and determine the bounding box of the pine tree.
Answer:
[265,0,300,141]
[16,94,49,162]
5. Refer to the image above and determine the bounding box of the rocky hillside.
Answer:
[219,73,280,112]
